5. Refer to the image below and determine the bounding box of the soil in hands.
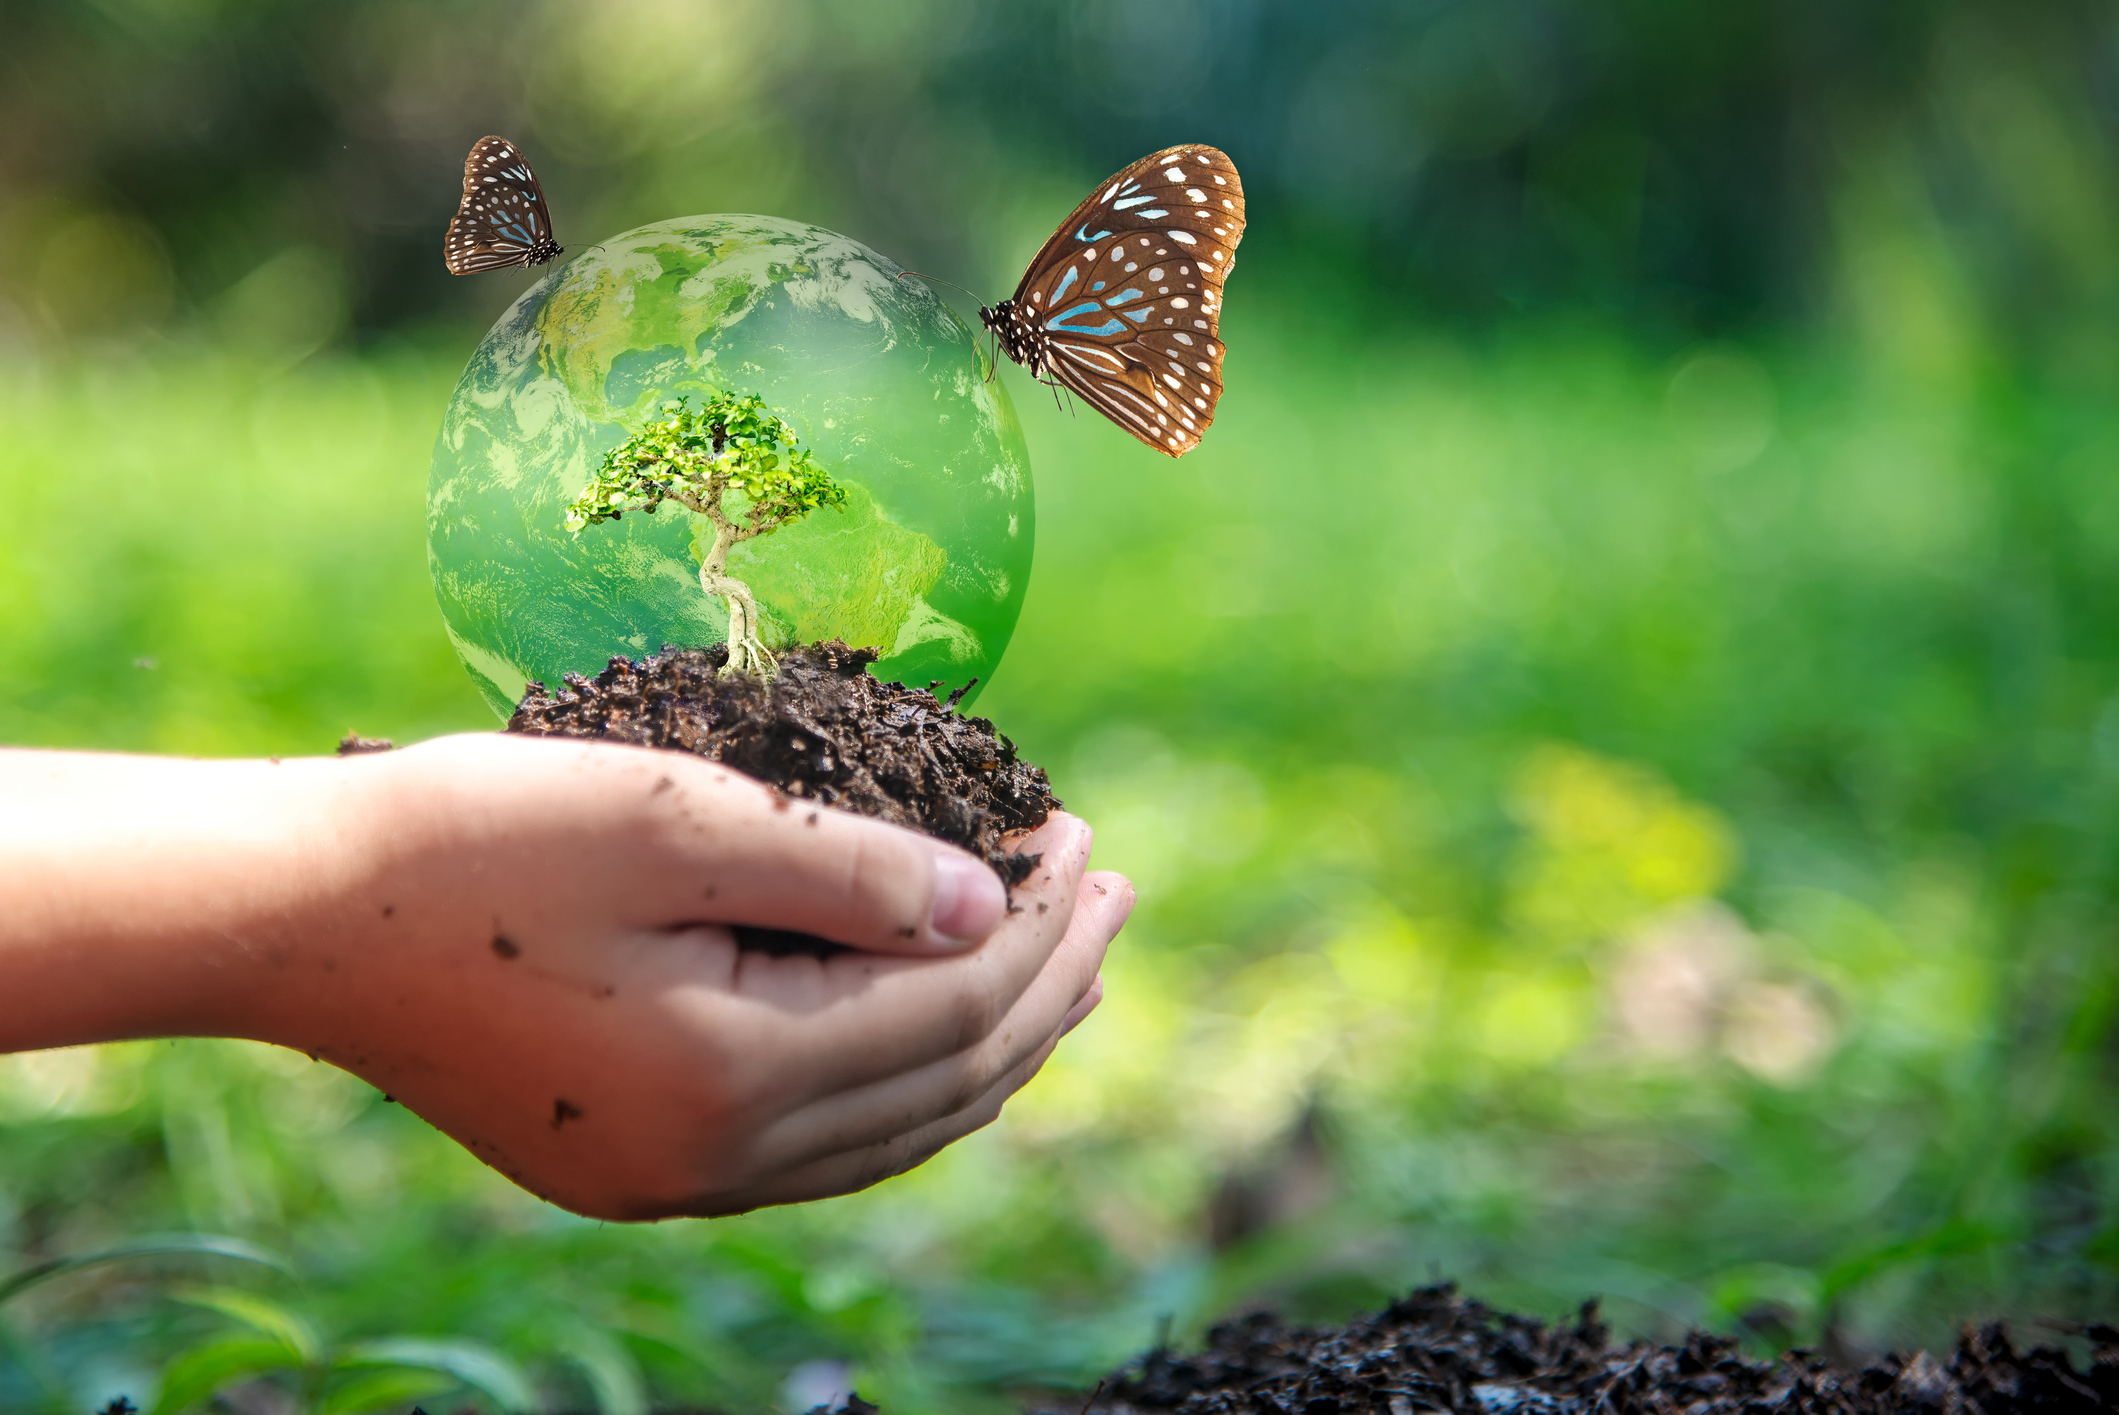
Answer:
[1022,1284,2119,1415]
[505,641,1060,955]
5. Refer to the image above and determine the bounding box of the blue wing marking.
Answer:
[1124,308,1152,323]
[1076,223,1113,241]
[1137,210,1169,219]
[1047,301,1127,335]
[1114,196,1160,209]
[1105,288,1143,305]
[1091,281,1106,292]
[1053,266,1079,301]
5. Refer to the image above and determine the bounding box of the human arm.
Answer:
[0,735,1128,1218]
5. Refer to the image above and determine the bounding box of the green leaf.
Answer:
[0,1308,71,1407]
[563,387,842,550]
[151,1335,302,1415]
[0,1233,294,1307]
[339,1337,537,1413]
[558,1326,648,1415]
[172,1285,323,1365]
[320,1368,457,1415]
[1817,1219,2010,1303]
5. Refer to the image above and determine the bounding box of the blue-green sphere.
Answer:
[428,215,1033,716]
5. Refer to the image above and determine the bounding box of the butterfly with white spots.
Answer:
[444,135,563,274]
[980,145,1245,456]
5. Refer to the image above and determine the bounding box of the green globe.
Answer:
[428,214,1033,718]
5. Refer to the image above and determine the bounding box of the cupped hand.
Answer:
[255,733,1131,1220]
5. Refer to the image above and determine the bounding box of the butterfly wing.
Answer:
[444,135,561,274]
[1014,144,1245,456]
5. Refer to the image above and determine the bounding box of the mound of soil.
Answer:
[1020,1285,2117,1415]
[505,641,1060,946]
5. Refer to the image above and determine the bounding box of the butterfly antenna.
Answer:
[896,271,982,303]
[901,271,1008,382]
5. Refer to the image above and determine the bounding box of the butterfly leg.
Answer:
[1030,372,1075,416]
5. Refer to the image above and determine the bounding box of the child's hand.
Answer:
[0,736,1131,1220]
[270,734,1128,1219]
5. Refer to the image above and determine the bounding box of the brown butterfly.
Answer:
[443,135,562,274]
[979,145,1245,456]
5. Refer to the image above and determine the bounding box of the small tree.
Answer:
[565,392,847,677]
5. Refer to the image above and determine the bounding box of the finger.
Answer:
[739,872,1130,1170]
[631,748,1010,952]
[684,1008,1074,1218]
[1059,972,1106,1035]
[413,734,1011,954]
[695,816,1098,1101]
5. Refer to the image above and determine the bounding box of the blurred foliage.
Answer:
[7,0,2119,344]
[8,0,2119,1412]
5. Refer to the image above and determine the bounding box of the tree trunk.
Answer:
[698,510,775,678]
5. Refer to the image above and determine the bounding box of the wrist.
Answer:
[0,749,372,1052]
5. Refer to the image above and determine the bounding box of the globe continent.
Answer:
[428,214,1033,718]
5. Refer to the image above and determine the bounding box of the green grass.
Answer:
[5,296,2119,1412]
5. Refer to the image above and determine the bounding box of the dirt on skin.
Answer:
[504,642,1059,952]
[1011,1285,2119,1415]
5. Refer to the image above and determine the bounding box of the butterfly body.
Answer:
[980,143,1244,457]
[444,135,563,274]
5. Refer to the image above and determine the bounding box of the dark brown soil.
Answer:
[1015,1285,2118,1415]
[114,1283,2119,1415]
[504,643,1059,953]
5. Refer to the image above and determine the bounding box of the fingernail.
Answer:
[930,852,1006,948]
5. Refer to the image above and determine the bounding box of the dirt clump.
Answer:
[505,642,1059,954]
[1028,1285,2119,1415]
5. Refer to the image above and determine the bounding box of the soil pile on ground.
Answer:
[506,641,1059,885]
[1026,1285,2118,1415]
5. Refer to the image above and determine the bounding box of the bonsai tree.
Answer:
[564,391,846,677]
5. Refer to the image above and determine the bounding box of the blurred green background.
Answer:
[8,0,2119,1410]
